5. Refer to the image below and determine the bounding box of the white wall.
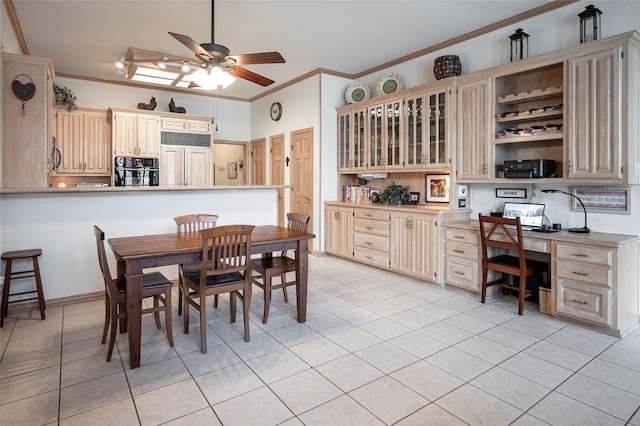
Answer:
[0,189,278,300]
[213,143,246,185]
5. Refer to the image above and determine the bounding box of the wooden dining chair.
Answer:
[174,214,219,315]
[93,225,174,361]
[249,212,310,323]
[181,224,254,353]
[478,214,549,315]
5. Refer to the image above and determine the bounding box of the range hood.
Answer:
[357,173,388,180]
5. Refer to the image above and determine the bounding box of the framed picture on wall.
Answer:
[426,175,450,203]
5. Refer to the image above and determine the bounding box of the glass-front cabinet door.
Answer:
[385,100,403,169]
[405,94,425,169]
[427,90,448,167]
[368,104,384,170]
[338,108,367,172]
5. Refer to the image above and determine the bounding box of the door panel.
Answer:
[290,128,313,232]
[252,138,266,185]
[271,134,285,227]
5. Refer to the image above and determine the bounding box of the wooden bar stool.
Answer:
[1,249,46,327]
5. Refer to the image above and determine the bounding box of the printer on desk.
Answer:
[504,159,555,178]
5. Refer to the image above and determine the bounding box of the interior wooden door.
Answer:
[251,138,266,185]
[270,134,285,227]
[290,128,314,232]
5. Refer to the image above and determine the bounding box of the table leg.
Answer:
[116,260,127,332]
[295,240,309,322]
[125,263,144,369]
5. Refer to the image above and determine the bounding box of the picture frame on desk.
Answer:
[426,175,450,203]
[409,192,420,205]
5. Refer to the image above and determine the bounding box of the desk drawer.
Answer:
[556,244,613,266]
[556,260,612,287]
[354,246,389,268]
[354,218,389,237]
[354,232,389,252]
[354,209,389,221]
[444,228,478,244]
[556,278,611,326]
[445,241,478,261]
[445,256,478,290]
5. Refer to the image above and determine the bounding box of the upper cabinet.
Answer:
[566,32,640,184]
[2,53,55,189]
[110,109,160,158]
[338,107,367,172]
[53,108,111,175]
[456,75,493,181]
[404,81,453,170]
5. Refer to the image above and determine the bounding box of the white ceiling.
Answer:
[10,0,554,100]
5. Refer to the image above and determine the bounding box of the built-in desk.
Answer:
[443,221,640,337]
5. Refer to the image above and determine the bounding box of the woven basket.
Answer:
[433,55,462,80]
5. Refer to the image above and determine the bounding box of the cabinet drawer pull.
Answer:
[572,271,589,277]
[365,241,373,245]
[570,299,588,305]
[365,255,373,260]
[571,253,589,258]
[453,249,465,254]
[365,213,373,217]
[453,271,465,276]
[365,226,373,230]
[453,235,465,239]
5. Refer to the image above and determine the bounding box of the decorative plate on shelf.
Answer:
[376,73,403,96]
[345,82,371,104]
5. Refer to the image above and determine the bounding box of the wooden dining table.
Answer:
[108,225,315,368]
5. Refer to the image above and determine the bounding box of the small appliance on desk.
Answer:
[504,159,555,178]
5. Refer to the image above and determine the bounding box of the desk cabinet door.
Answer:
[556,278,611,326]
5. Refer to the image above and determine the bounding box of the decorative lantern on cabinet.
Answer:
[579,4,602,43]
[509,28,529,62]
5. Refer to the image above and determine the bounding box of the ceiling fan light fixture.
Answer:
[191,66,236,89]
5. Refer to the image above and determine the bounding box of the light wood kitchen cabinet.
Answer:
[338,108,367,172]
[160,117,212,134]
[110,109,160,158]
[1,53,54,189]
[456,75,492,182]
[443,227,480,291]
[53,108,110,175]
[325,205,354,258]
[390,212,438,282]
[161,147,211,186]
[368,99,403,170]
[353,208,390,268]
[404,82,453,170]
[566,32,640,183]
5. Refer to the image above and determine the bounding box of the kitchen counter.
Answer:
[0,184,290,196]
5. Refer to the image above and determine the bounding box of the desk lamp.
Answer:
[541,189,590,233]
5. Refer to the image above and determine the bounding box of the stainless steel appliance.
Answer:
[114,157,159,186]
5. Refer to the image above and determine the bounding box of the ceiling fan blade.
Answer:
[227,66,274,86]
[169,32,212,59]
[228,52,285,65]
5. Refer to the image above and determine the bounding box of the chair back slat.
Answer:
[200,225,255,280]
[174,214,219,233]
[287,212,310,232]
[93,225,118,294]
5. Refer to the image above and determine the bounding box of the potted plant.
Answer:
[53,82,77,111]
[379,181,410,205]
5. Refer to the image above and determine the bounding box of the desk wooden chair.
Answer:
[93,225,174,361]
[478,214,549,315]
[249,212,310,323]
[174,214,219,315]
[181,225,254,353]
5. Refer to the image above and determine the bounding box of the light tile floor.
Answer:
[2,255,640,425]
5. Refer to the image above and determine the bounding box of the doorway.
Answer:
[290,128,314,232]
[270,134,285,227]
[212,141,247,185]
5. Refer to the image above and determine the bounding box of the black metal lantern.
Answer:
[579,5,602,43]
[509,28,529,62]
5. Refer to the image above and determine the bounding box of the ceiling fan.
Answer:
[168,0,285,88]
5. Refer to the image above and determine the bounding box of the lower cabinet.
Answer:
[443,227,480,291]
[353,208,389,268]
[390,212,439,282]
[325,205,353,258]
